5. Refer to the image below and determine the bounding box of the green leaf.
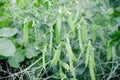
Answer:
[0,12,9,27]
[107,8,114,15]
[0,55,5,60]
[0,28,18,37]
[8,49,25,68]
[0,38,16,57]
[14,49,25,62]
[8,57,19,68]
[109,31,120,39]
[25,44,39,59]
[110,39,119,46]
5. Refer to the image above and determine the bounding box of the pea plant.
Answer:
[0,0,120,80]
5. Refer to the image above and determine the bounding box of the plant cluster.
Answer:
[0,0,120,80]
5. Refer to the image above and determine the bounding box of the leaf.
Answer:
[0,13,10,27]
[8,57,19,68]
[25,44,39,59]
[8,49,25,68]
[14,49,25,62]
[0,55,5,60]
[0,28,18,37]
[109,31,120,39]
[107,8,114,15]
[0,38,16,57]
[110,39,119,46]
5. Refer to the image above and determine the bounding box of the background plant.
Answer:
[0,0,120,80]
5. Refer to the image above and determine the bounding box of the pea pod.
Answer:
[78,27,84,51]
[50,44,61,67]
[107,41,112,61]
[59,60,69,71]
[68,14,75,35]
[23,21,28,44]
[69,58,77,80]
[82,23,88,42]
[66,38,77,61]
[85,45,90,67]
[89,57,96,80]
[55,14,61,44]
[43,45,47,70]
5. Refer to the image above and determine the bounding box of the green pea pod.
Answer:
[50,44,61,67]
[78,27,84,51]
[23,22,28,44]
[107,41,112,61]
[59,63,67,80]
[59,60,69,71]
[43,45,47,70]
[69,58,77,80]
[66,38,77,61]
[68,14,75,35]
[89,56,95,80]
[82,23,88,42]
[50,26,53,54]
[85,45,90,67]
[55,14,61,44]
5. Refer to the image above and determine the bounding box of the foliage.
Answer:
[0,0,120,80]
